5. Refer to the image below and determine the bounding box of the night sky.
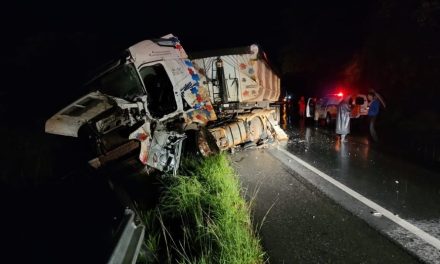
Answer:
[3,0,371,96]
[5,1,370,54]
[2,0,439,121]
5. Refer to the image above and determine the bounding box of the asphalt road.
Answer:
[232,149,420,264]
[282,119,440,261]
[283,121,440,223]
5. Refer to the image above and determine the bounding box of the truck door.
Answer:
[139,63,178,119]
[138,62,185,173]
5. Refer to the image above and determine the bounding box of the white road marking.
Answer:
[277,146,440,251]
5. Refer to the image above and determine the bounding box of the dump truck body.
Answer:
[45,34,287,174]
[191,45,280,109]
[191,45,286,150]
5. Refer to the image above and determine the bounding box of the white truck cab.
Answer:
[44,34,287,174]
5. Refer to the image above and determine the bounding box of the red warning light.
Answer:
[337,92,343,97]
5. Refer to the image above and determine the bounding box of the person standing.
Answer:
[298,96,306,119]
[367,92,380,142]
[336,96,352,142]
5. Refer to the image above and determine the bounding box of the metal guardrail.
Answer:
[108,209,145,264]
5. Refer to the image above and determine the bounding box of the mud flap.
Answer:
[147,131,186,175]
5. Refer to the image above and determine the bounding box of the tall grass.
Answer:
[137,154,265,264]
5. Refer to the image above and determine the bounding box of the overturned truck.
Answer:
[45,34,288,174]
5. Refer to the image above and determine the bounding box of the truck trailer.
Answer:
[45,34,288,174]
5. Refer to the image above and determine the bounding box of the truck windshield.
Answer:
[87,63,144,102]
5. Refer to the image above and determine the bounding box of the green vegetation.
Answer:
[137,154,265,264]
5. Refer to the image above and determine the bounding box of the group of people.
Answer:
[336,91,382,143]
[296,92,382,143]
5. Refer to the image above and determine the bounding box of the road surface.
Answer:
[232,117,440,263]
[232,149,420,263]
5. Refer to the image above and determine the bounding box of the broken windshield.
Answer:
[87,63,145,102]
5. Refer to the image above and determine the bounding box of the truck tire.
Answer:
[182,128,219,157]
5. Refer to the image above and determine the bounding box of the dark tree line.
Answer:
[359,0,440,132]
[280,0,440,132]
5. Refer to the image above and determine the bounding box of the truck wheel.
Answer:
[196,128,220,156]
[183,128,219,157]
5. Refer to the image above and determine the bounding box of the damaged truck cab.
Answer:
[45,34,287,174]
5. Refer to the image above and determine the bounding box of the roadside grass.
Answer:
[137,154,265,264]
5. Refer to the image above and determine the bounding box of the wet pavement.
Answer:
[277,118,440,263]
[284,121,440,222]
[232,149,420,263]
